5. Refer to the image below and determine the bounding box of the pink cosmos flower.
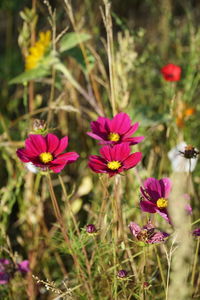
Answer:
[0,259,29,284]
[140,177,172,223]
[88,143,142,177]
[192,228,200,237]
[16,134,79,173]
[87,112,144,146]
[161,63,181,81]
[129,221,169,244]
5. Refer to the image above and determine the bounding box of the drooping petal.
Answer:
[129,222,141,237]
[17,260,29,273]
[53,136,68,156]
[16,148,31,162]
[124,136,145,145]
[46,134,60,153]
[159,178,172,198]
[88,155,107,173]
[123,152,142,169]
[86,132,106,141]
[148,232,169,244]
[51,152,79,165]
[156,208,171,223]
[140,200,157,213]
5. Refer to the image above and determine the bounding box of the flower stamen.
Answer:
[156,198,168,208]
[108,132,120,142]
[107,161,121,170]
[39,152,53,164]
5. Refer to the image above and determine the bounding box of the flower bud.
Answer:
[117,269,127,278]
[86,224,97,234]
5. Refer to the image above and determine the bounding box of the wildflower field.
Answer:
[0,0,200,299]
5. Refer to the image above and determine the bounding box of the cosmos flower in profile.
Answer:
[161,63,181,81]
[140,177,172,223]
[16,134,79,173]
[129,221,169,244]
[87,112,144,146]
[168,142,198,172]
[88,143,142,177]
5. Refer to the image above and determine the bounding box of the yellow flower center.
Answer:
[107,161,121,170]
[156,198,168,208]
[108,132,120,142]
[39,152,53,164]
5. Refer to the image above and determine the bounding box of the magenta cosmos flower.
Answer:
[161,63,181,81]
[129,221,169,244]
[88,143,142,177]
[16,134,79,173]
[87,112,144,146]
[140,177,172,223]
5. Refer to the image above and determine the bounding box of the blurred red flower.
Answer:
[161,63,181,81]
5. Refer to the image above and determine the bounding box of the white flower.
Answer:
[25,162,38,173]
[168,142,198,172]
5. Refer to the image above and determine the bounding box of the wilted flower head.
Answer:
[32,119,47,134]
[168,142,198,172]
[140,177,172,223]
[117,269,128,278]
[17,133,79,173]
[161,63,181,81]
[25,31,51,70]
[0,259,29,285]
[129,221,169,244]
[88,143,142,177]
[87,112,144,146]
[192,228,200,237]
[86,224,97,234]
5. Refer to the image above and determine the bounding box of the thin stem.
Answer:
[154,245,166,292]
[191,237,200,286]
[46,173,93,299]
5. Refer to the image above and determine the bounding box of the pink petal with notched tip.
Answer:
[88,155,107,173]
[109,113,131,134]
[140,200,157,213]
[125,136,145,145]
[51,152,79,165]
[46,134,59,153]
[16,149,31,162]
[122,152,142,169]
[28,134,47,153]
[111,143,131,161]
[53,136,68,156]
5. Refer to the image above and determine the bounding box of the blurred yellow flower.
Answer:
[25,31,51,70]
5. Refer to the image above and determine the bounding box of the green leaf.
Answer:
[9,53,58,84]
[59,32,91,52]
[66,47,95,73]
[9,68,49,84]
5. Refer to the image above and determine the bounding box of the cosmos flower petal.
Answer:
[53,136,68,156]
[99,145,113,161]
[123,152,142,169]
[148,232,169,244]
[88,155,108,173]
[28,134,47,153]
[46,134,60,153]
[16,149,31,162]
[51,152,79,164]
[143,177,163,201]
[140,200,157,213]
[159,178,172,198]
[125,136,145,145]
[156,208,170,223]
[17,260,29,273]
[110,113,131,134]
[87,132,105,141]
[129,222,141,237]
